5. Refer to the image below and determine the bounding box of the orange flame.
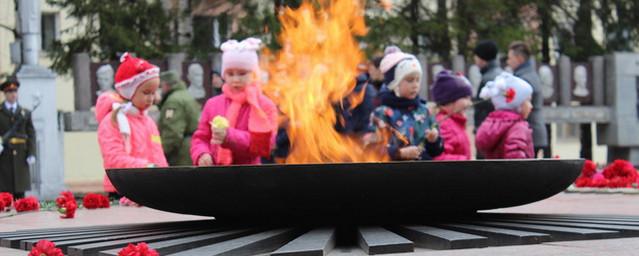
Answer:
[263,0,388,164]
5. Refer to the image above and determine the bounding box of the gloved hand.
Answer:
[26,156,36,165]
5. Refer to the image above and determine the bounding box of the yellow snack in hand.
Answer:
[211,116,229,129]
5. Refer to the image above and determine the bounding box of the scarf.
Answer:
[379,91,421,111]
[216,83,273,165]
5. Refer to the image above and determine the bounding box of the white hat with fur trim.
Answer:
[479,72,533,111]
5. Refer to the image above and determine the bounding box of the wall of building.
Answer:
[1,0,104,190]
[0,0,17,79]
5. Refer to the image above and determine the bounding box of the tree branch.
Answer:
[0,23,19,38]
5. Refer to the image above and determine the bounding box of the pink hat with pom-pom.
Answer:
[379,45,413,74]
[221,38,262,75]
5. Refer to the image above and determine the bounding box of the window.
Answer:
[41,13,58,51]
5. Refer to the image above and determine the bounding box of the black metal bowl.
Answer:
[107,159,582,222]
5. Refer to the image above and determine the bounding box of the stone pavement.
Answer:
[1,193,638,255]
[485,192,639,216]
[0,207,211,255]
[0,207,211,233]
[328,237,639,256]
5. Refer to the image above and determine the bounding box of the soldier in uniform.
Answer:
[0,80,36,198]
[158,71,201,166]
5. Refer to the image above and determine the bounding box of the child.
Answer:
[369,51,443,161]
[378,45,406,93]
[97,53,168,195]
[191,38,278,166]
[475,72,534,159]
[334,71,377,135]
[430,70,473,160]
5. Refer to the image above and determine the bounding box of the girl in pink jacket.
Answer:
[191,38,278,166]
[475,73,534,159]
[97,53,168,194]
[430,70,473,160]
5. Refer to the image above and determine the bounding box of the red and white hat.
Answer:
[114,53,160,100]
[479,72,533,111]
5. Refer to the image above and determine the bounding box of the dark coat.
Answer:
[474,59,503,130]
[334,73,377,135]
[513,60,548,147]
[0,102,36,193]
[369,92,444,160]
[270,74,378,162]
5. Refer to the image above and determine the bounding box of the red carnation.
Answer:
[0,200,5,212]
[581,160,597,178]
[0,192,13,208]
[55,197,66,208]
[504,88,516,103]
[59,200,77,219]
[118,242,159,256]
[28,240,63,256]
[83,193,100,209]
[99,194,111,208]
[15,196,39,212]
[56,191,75,208]
[574,160,599,187]
[590,177,609,187]
[83,193,109,209]
[574,176,591,187]
[602,159,637,188]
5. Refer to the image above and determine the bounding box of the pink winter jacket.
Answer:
[434,112,471,160]
[190,94,278,165]
[475,110,534,159]
[95,91,124,123]
[98,110,168,192]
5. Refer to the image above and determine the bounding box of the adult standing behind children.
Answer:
[431,71,473,160]
[158,71,201,166]
[476,73,535,159]
[507,41,548,157]
[191,38,278,166]
[97,53,168,197]
[472,40,502,133]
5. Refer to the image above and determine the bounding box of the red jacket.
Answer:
[475,110,534,159]
[434,112,471,160]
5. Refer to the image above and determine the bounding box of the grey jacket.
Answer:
[474,60,503,129]
[514,60,548,147]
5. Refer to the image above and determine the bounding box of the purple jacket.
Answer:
[434,112,471,160]
[475,110,534,159]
